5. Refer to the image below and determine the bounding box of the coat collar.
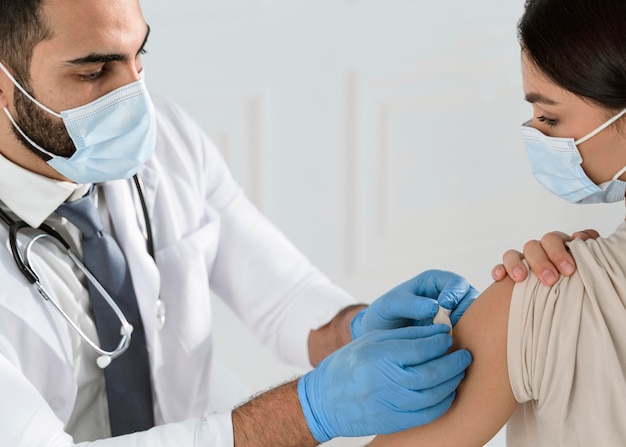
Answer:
[0,153,90,228]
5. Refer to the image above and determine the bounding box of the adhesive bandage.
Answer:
[433,305,452,331]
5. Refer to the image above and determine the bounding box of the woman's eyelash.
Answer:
[537,115,557,127]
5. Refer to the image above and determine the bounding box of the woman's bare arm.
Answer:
[368,276,518,447]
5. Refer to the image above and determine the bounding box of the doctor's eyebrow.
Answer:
[64,24,151,66]
[524,92,560,105]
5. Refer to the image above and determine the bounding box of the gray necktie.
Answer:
[57,188,155,436]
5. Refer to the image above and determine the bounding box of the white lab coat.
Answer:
[0,97,356,446]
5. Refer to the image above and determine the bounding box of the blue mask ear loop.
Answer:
[609,166,626,183]
[0,62,61,117]
[0,61,65,161]
[575,109,626,145]
[2,108,58,160]
[574,108,626,184]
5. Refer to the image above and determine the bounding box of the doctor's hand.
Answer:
[351,270,480,339]
[491,229,600,286]
[298,325,470,442]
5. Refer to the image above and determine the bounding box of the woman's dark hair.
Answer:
[0,0,52,88]
[518,0,626,111]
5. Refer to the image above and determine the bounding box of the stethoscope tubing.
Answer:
[0,175,153,367]
[27,232,133,360]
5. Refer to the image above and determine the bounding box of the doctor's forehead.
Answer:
[36,0,146,60]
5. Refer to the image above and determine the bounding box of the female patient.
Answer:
[370,0,626,445]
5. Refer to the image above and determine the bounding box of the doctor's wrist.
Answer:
[308,304,367,366]
[232,379,319,447]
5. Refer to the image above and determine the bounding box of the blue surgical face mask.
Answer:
[0,62,156,184]
[522,109,626,204]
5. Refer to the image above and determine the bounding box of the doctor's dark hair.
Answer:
[0,0,52,88]
[518,0,626,112]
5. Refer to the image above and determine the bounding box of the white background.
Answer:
[140,1,624,445]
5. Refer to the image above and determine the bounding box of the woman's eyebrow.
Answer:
[524,91,560,105]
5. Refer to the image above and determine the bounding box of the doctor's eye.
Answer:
[79,69,105,81]
[537,115,557,127]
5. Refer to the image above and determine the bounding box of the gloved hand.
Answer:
[351,269,479,339]
[298,325,471,442]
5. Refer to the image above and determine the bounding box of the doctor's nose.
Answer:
[95,62,144,98]
[118,62,144,85]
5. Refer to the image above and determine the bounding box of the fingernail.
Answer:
[542,269,557,284]
[560,260,574,275]
[513,267,525,280]
[492,267,503,279]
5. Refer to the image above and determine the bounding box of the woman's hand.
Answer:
[491,229,600,286]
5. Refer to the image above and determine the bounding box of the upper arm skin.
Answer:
[368,277,518,447]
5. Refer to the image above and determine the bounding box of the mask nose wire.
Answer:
[575,108,626,146]
[0,61,62,118]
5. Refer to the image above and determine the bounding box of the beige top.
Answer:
[507,219,626,446]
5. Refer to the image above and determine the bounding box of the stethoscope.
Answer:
[0,175,155,369]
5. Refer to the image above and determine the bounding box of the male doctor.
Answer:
[0,0,580,446]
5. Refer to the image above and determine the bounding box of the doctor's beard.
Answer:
[12,88,76,159]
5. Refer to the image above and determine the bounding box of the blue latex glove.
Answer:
[351,269,480,339]
[298,325,471,442]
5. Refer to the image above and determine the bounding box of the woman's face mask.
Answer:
[521,108,626,204]
[0,62,156,184]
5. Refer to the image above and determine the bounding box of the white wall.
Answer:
[140,1,624,445]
